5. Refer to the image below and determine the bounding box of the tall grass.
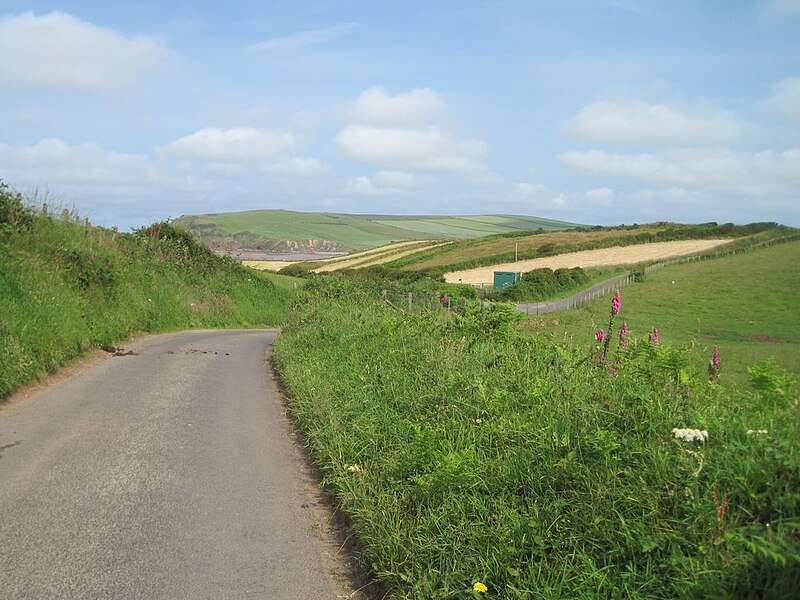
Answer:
[0,183,293,398]
[274,276,799,599]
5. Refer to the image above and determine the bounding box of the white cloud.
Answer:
[560,148,800,186]
[335,125,486,172]
[513,182,546,196]
[352,87,446,126]
[342,176,388,197]
[165,127,299,162]
[567,100,742,146]
[341,170,419,197]
[760,76,800,123]
[248,22,358,51]
[0,138,157,186]
[0,11,177,93]
[545,188,616,214]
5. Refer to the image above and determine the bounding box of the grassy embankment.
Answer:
[0,183,294,399]
[274,262,799,598]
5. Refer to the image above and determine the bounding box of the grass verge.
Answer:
[274,275,799,598]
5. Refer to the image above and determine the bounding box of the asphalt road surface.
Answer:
[0,330,349,599]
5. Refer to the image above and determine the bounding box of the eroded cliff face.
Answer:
[211,236,349,254]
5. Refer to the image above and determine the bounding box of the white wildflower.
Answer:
[746,429,768,436]
[346,464,363,473]
[672,428,709,443]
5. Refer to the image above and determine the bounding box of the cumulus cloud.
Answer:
[165,127,299,162]
[760,76,800,123]
[0,11,177,93]
[342,170,419,197]
[567,100,742,146]
[248,22,358,51]
[0,138,157,185]
[352,87,446,126]
[335,125,486,172]
[560,148,800,187]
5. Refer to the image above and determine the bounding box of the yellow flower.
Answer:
[473,581,488,593]
[474,418,483,425]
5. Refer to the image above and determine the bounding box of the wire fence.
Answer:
[377,289,458,314]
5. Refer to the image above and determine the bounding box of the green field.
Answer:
[527,240,800,388]
[173,210,578,252]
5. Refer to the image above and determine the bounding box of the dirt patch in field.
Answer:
[739,333,787,343]
[445,239,734,285]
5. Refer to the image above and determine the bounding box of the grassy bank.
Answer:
[274,276,799,598]
[0,184,293,399]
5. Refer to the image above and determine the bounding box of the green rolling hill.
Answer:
[173,210,579,253]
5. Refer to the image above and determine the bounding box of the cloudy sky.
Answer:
[1,1,799,229]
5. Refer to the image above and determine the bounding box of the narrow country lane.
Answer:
[0,330,348,599]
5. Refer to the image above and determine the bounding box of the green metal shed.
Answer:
[493,271,521,289]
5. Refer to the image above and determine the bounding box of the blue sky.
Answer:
[1,1,799,229]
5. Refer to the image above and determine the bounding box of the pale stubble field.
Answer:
[444,239,734,285]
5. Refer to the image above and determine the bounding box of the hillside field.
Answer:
[173,210,578,252]
[526,239,800,387]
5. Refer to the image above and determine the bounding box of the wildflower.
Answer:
[672,428,708,443]
[595,329,606,343]
[473,581,488,593]
[474,418,483,425]
[150,224,157,239]
[746,429,768,436]
[711,345,720,370]
[618,322,629,348]
[346,464,363,473]
[611,290,621,315]
[649,328,660,344]
[441,293,449,305]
